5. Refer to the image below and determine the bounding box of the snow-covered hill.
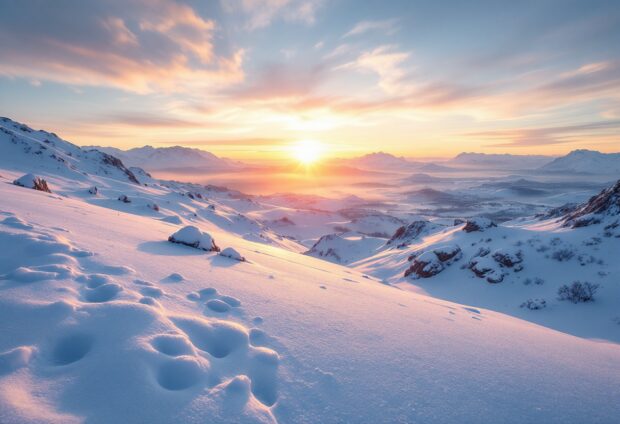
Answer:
[1,117,619,423]
[89,145,243,172]
[539,149,620,174]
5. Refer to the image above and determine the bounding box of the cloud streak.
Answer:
[0,0,244,93]
[468,120,620,147]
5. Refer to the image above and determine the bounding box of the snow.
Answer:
[220,247,246,262]
[305,233,386,264]
[540,149,620,174]
[1,185,618,423]
[1,117,619,423]
[168,226,220,252]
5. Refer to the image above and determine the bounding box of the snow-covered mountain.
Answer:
[1,117,619,423]
[334,151,420,171]
[539,149,620,174]
[0,117,140,185]
[450,152,553,169]
[89,145,243,172]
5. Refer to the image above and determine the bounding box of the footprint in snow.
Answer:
[187,287,242,316]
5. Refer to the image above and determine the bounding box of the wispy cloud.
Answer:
[225,0,324,30]
[88,113,206,128]
[343,19,399,38]
[336,45,413,94]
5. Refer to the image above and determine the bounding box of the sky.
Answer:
[1,0,619,161]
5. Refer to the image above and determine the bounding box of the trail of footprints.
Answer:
[0,212,281,414]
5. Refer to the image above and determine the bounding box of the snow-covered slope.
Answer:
[1,117,619,423]
[2,166,620,424]
[539,149,620,174]
[305,232,386,264]
[89,145,243,172]
[353,187,620,343]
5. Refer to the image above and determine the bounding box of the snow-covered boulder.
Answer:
[405,251,444,278]
[13,173,51,193]
[118,194,131,203]
[219,247,245,262]
[462,217,497,233]
[404,244,462,279]
[469,257,504,283]
[88,186,98,195]
[492,248,523,269]
[168,226,220,252]
[433,244,463,262]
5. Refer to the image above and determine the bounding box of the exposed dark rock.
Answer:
[99,152,139,184]
[404,245,461,279]
[563,180,620,228]
[492,249,523,268]
[13,174,52,193]
[462,217,497,233]
[387,220,440,247]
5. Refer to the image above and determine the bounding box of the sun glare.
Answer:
[291,139,323,165]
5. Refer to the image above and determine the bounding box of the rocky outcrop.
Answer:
[563,180,620,228]
[404,244,462,279]
[468,247,523,283]
[462,217,497,233]
[492,248,523,269]
[536,203,578,220]
[306,234,344,263]
[387,220,441,248]
[99,152,139,184]
[468,257,504,283]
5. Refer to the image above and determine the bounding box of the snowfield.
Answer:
[1,117,619,423]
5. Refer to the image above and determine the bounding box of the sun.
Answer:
[291,139,323,165]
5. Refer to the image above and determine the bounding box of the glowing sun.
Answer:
[291,139,323,165]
